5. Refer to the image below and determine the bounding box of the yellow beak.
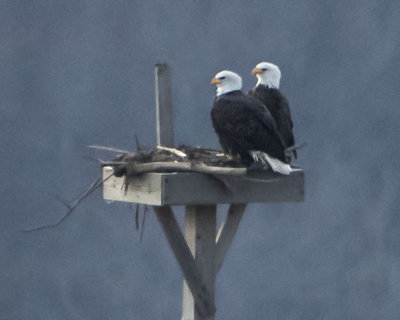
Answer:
[210,78,222,85]
[252,68,263,75]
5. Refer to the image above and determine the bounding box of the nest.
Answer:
[101,145,248,178]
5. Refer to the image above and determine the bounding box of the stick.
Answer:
[134,135,142,151]
[138,205,147,242]
[135,203,139,230]
[126,161,247,176]
[88,145,130,153]
[20,174,113,233]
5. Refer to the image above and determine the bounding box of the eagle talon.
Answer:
[249,151,260,163]
[249,151,270,169]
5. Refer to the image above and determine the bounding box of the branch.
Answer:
[134,135,142,151]
[126,161,247,176]
[20,174,114,233]
[99,161,128,166]
[88,145,130,154]
[285,141,307,153]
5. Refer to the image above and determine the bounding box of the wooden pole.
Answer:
[153,206,216,318]
[155,63,174,147]
[182,205,217,320]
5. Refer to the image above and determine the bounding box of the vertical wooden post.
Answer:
[153,206,216,318]
[182,205,217,320]
[155,63,174,147]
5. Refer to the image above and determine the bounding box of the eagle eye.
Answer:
[219,76,226,80]
[262,68,268,71]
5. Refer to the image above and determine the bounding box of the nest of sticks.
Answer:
[100,145,253,179]
[23,145,266,233]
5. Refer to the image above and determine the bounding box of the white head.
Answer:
[252,62,281,88]
[210,70,242,96]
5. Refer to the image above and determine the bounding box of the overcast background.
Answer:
[1,1,400,319]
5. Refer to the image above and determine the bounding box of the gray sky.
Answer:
[1,1,400,319]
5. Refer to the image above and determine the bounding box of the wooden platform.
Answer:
[102,166,304,206]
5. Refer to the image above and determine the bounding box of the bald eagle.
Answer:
[249,62,297,159]
[210,70,287,165]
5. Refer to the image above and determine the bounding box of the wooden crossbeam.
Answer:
[215,204,247,272]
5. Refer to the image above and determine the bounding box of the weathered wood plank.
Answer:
[102,167,304,205]
[215,204,246,273]
[153,206,216,318]
[182,208,197,320]
[102,167,163,205]
[182,205,217,320]
[162,171,304,204]
[155,63,174,147]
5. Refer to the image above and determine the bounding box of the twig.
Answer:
[135,203,139,230]
[138,205,147,243]
[99,161,128,166]
[88,145,130,154]
[52,194,72,210]
[20,174,113,233]
[134,135,142,151]
[285,142,307,153]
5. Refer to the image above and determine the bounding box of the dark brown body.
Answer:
[249,86,296,158]
[211,90,287,163]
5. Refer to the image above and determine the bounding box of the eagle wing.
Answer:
[211,93,286,162]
